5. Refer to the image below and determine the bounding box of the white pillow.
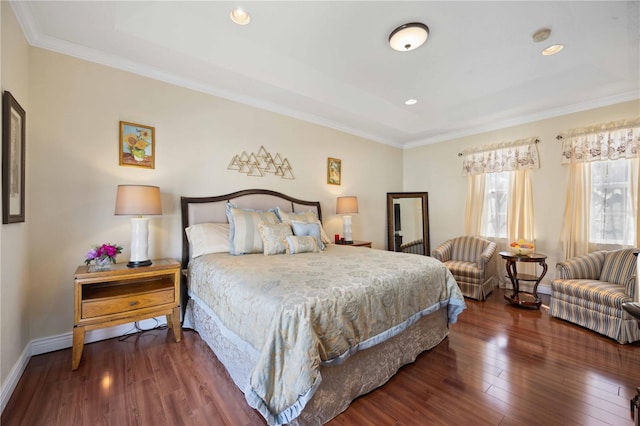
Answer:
[185,223,230,258]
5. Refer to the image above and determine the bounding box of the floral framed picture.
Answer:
[327,157,341,185]
[2,91,26,224]
[119,121,155,169]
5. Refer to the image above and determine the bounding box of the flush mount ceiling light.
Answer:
[405,99,418,105]
[389,22,429,51]
[230,7,251,25]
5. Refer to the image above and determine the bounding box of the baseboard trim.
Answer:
[0,343,31,414]
[1,317,167,415]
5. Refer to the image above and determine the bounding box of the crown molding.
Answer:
[9,1,638,151]
[403,91,640,149]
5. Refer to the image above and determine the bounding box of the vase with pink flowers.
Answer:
[85,243,123,271]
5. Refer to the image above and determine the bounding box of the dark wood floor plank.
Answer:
[2,288,638,426]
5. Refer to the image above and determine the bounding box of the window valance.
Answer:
[559,118,640,165]
[461,137,540,176]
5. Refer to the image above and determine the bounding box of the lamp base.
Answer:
[127,259,153,268]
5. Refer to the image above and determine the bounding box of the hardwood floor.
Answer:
[2,288,639,425]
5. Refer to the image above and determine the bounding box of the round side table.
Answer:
[499,251,548,309]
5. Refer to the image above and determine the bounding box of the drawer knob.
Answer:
[128,301,139,307]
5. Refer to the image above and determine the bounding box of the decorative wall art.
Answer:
[228,146,294,179]
[2,91,26,224]
[327,157,341,185]
[119,121,155,169]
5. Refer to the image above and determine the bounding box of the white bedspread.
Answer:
[188,245,465,425]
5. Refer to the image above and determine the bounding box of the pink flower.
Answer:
[84,243,123,265]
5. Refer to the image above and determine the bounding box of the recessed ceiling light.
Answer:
[541,44,564,56]
[405,99,418,105]
[230,8,251,25]
[389,23,429,52]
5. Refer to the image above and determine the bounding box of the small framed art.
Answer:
[119,121,155,169]
[2,91,26,224]
[327,157,341,185]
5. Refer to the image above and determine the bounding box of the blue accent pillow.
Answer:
[290,221,325,250]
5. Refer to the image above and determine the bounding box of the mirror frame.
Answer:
[386,192,430,255]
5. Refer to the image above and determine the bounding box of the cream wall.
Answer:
[1,2,30,389]
[404,99,640,288]
[26,47,402,340]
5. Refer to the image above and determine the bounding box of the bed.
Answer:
[180,189,465,425]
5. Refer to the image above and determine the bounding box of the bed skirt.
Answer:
[186,295,449,425]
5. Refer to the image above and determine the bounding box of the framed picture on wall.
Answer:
[2,91,26,224]
[327,157,341,185]
[119,121,155,169]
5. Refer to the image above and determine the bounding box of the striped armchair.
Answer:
[431,236,497,300]
[400,238,424,255]
[549,249,639,344]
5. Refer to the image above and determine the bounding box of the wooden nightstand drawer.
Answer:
[82,279,175,319]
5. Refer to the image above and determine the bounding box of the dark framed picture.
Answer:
[119,121,155,169]
[327,157,341,185]
[2,91,26,224]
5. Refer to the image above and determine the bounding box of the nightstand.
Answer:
[337,240,372,248]
[72,258,181,370]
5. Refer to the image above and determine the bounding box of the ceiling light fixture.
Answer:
[405,99,418,105]
[389,22,429,52]
[541,44,564,56]
[532,28,551,43]
[230,8,251,25]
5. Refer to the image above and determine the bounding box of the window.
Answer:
[481,172,509,238]
[590,159,635,245]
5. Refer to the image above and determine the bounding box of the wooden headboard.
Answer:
[179,189,322,319]
[180,188,322,270]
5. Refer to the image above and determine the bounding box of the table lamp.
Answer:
[115,185,162,267]
[336,196,359,244]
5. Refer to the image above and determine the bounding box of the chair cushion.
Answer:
[551,279,631,309]
[599,249,637,285]
[444,260,484,284]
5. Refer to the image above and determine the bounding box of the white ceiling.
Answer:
[10,1,640,148]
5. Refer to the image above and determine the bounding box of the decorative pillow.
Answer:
[276,207,331,244]
[284,235,321,254]
[599,248,637,285]
[226,203,279,255]
[258,222,293,256]
[185,222,230,258]
[290,221,325,250]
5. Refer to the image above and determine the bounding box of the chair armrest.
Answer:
[626,275,638,302]
[477,241,497,272]
[556,251,606,280]
[432,239,453,262]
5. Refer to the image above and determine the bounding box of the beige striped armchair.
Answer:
[549,248,639,344]
[431,236,497,300]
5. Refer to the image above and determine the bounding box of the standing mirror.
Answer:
[386,192,430,255]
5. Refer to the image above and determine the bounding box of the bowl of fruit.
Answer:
[509,240,534,256]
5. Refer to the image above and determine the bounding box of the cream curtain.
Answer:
[560,162,592,258]
[463,137,539,235]
[507,169,535,245]
[559,119,639,258]
[463,138,539,286]
[464,174,485,235]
